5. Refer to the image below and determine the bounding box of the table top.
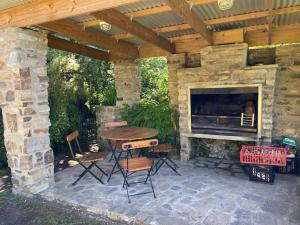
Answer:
[101,127,158,141]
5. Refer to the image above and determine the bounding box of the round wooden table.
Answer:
[102,127,159,183]
[102,127,158,141]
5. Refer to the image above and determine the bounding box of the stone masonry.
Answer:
[96,60,141,142]
[273,45,300,144]
[168,44,278,161]
[0,28,54,194]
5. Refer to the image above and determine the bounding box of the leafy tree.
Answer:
[138,57,168,102]
[47,49,116,146]
[120,57,178,145]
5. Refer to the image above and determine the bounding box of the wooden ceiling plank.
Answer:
[0,0,143,28]
[41,20,139,59]
[48,36,109,61]
[206,5,300,25]
[267,0,273,44]
[112,23,193,40]
[92,9,175,53]
[165,0,212,44]
[78,1,219,28]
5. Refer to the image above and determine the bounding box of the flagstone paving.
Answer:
[41,157,300,225]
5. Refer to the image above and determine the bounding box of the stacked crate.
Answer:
[240,146,287,184]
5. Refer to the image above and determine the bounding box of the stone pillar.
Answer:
[167,54,185,109]
[180,135,192,162]
[114,59,141,107]
[0,28,54,194]
[96,60,141,143]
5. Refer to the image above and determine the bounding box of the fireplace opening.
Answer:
[190,86,259,137]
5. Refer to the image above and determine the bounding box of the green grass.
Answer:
[0,191,128,225]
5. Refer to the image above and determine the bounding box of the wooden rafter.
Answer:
[48,36,109,61]
[139,24,300,58]
[78,0,218,28]
[0,0,143,28]
[206,5,300,25]
[267,0,273,44]
[165,0,212,44]
[41,20,139,59]
[112,24,192,40]
[108,5,300,41]
[92,9,175,53]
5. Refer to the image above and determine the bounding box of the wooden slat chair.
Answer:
[102,121,128,161]
[66,130,107,185]
[119,139,158,203]
[149,121,180,176]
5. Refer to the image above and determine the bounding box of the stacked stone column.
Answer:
[0,28,54,194]
[96,60,141,142]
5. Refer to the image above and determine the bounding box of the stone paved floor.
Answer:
[42,157,300,225]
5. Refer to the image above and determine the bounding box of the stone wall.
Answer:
[0,28,54,194]
[168,44,278,161]
[114,60,141,107]
[96,60,141,142]
[167,54,185,108]
[273,45,300,144]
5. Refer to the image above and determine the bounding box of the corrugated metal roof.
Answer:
[211,17,267,31]
[193,0,267,21]
[135,12,184,28]
[273,0,300,8]
[274,13,300,25]
[161,29,195,38]
[117,0,165,14]
[0,0,31,10]
[123,37,145,45]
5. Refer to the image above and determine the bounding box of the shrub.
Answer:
[120,99,178,144]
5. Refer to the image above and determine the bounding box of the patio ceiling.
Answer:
[0,0,299,60]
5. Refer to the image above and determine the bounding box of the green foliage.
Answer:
[47,49,116,145]
[120,57,177,145]
[0,110,7,169]
[138,57,168,102]
[120,99,177,144]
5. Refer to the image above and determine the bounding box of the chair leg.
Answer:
[167,157,180,169]
[94,162,108,176]
[152,158,164,176]
[107,150,123,182]
[72,163,94,186]
[148,169,156,199]
[86,166,106,184]
[163,157,181,176]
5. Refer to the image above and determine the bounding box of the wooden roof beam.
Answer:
[79,0,219,28]
[92,9,175,53]
[41,20,139,59]
[165,0,212,44]
[0,0,143,28]
[48,36,109,61]
[206,5,300,25]
[267,0,273,44]
[111,5,300,41]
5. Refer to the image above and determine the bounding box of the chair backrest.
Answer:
[66,130,82,159]
[122,139,158,151]
[103,121,128,129]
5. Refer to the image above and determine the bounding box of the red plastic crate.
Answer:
[240,145,287,166]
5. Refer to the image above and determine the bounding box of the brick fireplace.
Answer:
[168,44,278,161]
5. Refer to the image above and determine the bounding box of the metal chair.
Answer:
[66,130,107,185]
[149,121,181,176]
[102,121,128,161]
[119,139,157,203]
